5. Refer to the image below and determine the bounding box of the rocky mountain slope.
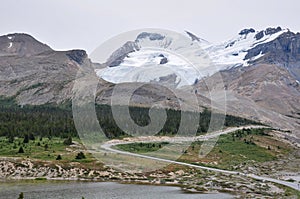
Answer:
[0,33,90,105]
[195,63,300,136]
[95,27,300,136]
[0,29,299,138]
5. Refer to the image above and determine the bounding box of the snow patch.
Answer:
[96,49,201,88]
[250,51,264,61]
[8,42,12,48]
[202,28,287,67]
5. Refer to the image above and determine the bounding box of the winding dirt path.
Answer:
[101,125,300,191]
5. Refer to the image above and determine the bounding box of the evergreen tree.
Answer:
[56,154,62,160]
[23,134,29,144]
[29,133,35,141]
[18,146,24,153]
[8,135,14,143]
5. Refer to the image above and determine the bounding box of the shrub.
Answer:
[75,152,86,160]
[56,154,62,160]
[18,192,24,199]
[63,137,73,145]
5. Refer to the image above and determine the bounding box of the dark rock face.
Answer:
[265,27,282,35]
[185,31,200,42]
[157,54,168,64]
[136,32,165,41]
[160,57,168,64]
[255,31,264,40]
[225,41,236,48]
[106,41,139,67]
[239,28,255,35]
[255,27,282,41]
[246,31,300,80]
[66,50,87,64]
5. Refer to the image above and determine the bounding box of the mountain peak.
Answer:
[136,32,165,41]
[239,28,256,35]
[185,31,210,44]
[0,33,53,57]
[66,49,87,65]
[6,33,37,40]
[254,26,283,40]
[185,31,201,41]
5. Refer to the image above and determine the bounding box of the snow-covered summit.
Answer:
[203,27,287,67]
[95,30,211,88]
[95,27,288,87]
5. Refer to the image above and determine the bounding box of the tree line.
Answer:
[0,98,259,139]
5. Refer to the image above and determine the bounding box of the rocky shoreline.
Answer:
[1,157,296,198]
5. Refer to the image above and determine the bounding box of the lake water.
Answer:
[0,181,233,199]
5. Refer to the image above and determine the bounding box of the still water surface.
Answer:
[0,181,233,199]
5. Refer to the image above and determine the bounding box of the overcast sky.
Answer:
[1,0,299,53]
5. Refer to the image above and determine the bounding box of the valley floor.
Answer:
[0,126,300,198]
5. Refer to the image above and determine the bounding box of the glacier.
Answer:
[95,27,287,88]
